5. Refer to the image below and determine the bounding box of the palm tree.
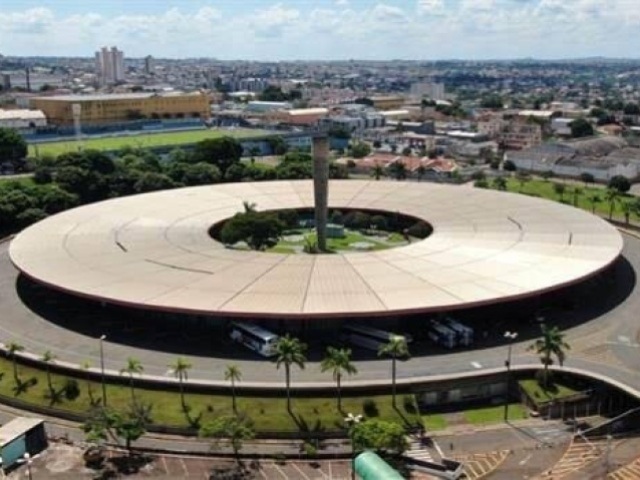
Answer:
[605,188,620,220]
[528,324,570,389]
[82,360,94,403]
[416,164,427,182]
[7,342,24,382]
[620,201,632,226]
[41,350,57,397]
[588,193,601,214]
[169,357,192,410]
[378,336,409,408]
[371,163,385,181]
[553,182,566,201]
[242,200,257,213]
[321,347,358,412]
[120,357,144,403]
[572,187,583,207]
[224,364,242,413]
[275,335,307,412]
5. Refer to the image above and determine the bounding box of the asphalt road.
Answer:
[1,234,640,391]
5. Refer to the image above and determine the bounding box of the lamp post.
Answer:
[99,334,107,407]
[23,453,32,480]
[503,331,518,421]
[344,412,362,480]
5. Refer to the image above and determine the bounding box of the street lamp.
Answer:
[504,331,518,421]
[99,334,107,407]
[23,453,32,480]
[344,412,363,480]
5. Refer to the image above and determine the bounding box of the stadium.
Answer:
[8,179,623,360]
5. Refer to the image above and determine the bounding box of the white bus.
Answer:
[441,317,474,346]
[341,324,412,352]
[229,322,279,357]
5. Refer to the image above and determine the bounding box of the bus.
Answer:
[441,317,474,346]
[229,321,280,357]
[427,322,457,349]
[341,324,413,352]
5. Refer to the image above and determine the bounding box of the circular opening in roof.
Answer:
[209,207,433,254]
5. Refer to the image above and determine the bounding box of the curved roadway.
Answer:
[1,234,640,391]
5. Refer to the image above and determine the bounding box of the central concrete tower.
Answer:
[312,136,330,252]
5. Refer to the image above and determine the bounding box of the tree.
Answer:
[580,172,595,186]
[621,201,633,226]
[492,177,507,191]
[371,163,385,181]
[351,419,407,455]
[623,102,640,115]
[605,188,620,220]
[515,171,530,192]
[219,211,284,251]
[388,161,407,180]
[553,182,566,201]
[321,347,357,412]
[480,95,503,109]
[41,350,57,399]
[275,335,307,412]
[169,357,192,410]
[180,162,222,186]
[350,142,371,159]
[502,160,516,172]
[416,164,427,182]
[224,364,242,413]
[120,358,144,403]
[608,175,631,194]
[570,118,594,138]
[192,137,243,174]
[200,415,255,463]
[133,172,178,193]
[588,193,601,214]
[528,324,570,388]
[266,136,288,155]
[572,187,583,207]
[7,341,24,382]
[378,336,409,407]
[0,127,28,164]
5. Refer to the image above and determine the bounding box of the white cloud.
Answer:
[1,1,640,59]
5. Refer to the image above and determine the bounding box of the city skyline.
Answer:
[3,0,640,60]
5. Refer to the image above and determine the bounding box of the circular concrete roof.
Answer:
[9,180,623,319]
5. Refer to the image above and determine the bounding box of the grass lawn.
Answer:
[0,358,419,432]
[498,177,635,222]
[28,128,267,157]
[271,228,410,254]
[463,403,528,425]
[421,414,448,431]
[518,379,581,407]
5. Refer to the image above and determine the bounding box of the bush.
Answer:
[503,160,516,172]
[302,442,317,457]
[608,175,631,193]
[64,379,80,400]
[474,179,489,189]
[363,398,379,417]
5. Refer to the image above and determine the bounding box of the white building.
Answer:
[410,82,445,101]
[0,109,47,129]
[95,46,125,85]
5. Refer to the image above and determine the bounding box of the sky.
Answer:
[3,0,640,60]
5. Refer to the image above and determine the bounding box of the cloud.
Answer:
[1,1,640,59]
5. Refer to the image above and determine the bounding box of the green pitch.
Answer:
[29,128,267,157]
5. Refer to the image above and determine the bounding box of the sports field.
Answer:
[28,128,268,157]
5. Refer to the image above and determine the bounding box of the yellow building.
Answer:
[370,95,405,111]
[30,92,210,126]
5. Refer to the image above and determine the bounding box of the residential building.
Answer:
[144,55,154,75]
[30,92,209,126]
[506,136,640,181]
[95,46,125,85]
[370,95,405,110]
[551,118,574,137]
[410,82,445,100]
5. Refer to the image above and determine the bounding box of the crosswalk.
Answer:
[608,457,640,480]
[539,437,614,479]
[451,451,510,480]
